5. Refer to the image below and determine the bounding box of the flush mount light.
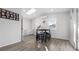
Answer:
[26,8,36,15]
[50,8,54,12]
[41,16,48,19]
[22,9,26,12]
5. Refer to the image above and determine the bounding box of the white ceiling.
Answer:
[5,8,21,14]
[21,8,71,19]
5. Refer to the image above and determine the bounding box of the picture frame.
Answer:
[1,9,7,19]
[6,11,10,19]
[0,8,1,12]
[0,13,1,18]
[0,8,19,21]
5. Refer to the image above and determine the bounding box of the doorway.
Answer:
[21,8,76,51]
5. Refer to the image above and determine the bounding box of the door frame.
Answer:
[21,16,23,42]
[76,8,78,50]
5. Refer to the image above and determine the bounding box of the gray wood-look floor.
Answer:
[0,35,76,51]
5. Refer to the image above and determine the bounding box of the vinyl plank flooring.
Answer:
[0,35,76,51]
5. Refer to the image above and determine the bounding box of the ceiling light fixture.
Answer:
[26,8,36,15]
[22,9,26,12]
[50,8,54,12]
[41,16,48,19]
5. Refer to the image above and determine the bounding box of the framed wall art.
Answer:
[0,8,1,18]
[0,8,19,21]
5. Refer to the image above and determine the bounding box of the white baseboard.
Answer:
[0,40,21,48]
[69,39,76,49]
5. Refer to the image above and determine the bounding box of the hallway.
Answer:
[0,35,75,51]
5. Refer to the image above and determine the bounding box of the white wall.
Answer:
[69,9,76,49]
[32,12,70,40]
[78,9,79,50]
[23,18,33,36]
[54,13,70,40]
[0,8,21,47]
